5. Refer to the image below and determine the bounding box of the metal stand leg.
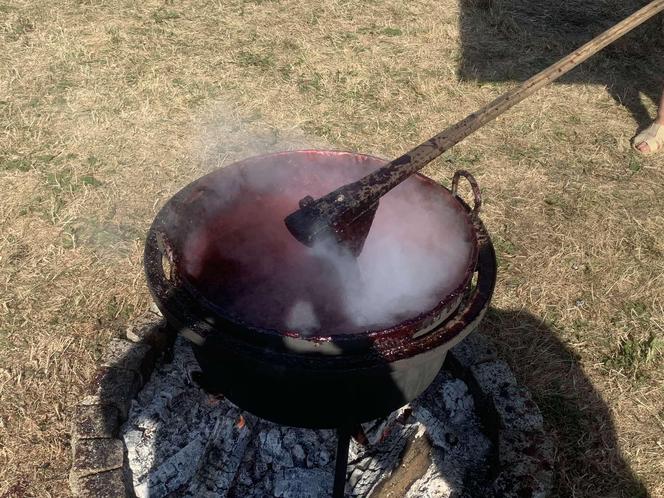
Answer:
[333,427,351,498]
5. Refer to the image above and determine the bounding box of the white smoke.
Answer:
[285,300,321,334]
[174,104,473,336]
[307,180,471,329]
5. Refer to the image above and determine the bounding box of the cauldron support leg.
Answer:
[333,426,351,498]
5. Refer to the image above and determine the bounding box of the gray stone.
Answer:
[497,428,553,496]
[449,333,498,369]
[72,404,120,440]
[273,468,332,498]
[242,444,255,461]
[71,438,124,478]
[493,470,549,498]
[295,430,321,454]
[70,468,128,498]
[85,367,141,420]
[499,429,552,466]
[492,384,544,433]
[101,339,155,384]
[319,429,334,442]
[469,360,518,398]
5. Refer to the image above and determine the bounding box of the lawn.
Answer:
[1,0,662,496]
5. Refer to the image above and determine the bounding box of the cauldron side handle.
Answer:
[452,169,482,216]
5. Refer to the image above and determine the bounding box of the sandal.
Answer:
[633,122,664,155]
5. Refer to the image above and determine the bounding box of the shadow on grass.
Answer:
[459,0,664,131]
[481,307,650,498]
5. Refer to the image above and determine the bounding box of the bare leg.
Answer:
[654,87,664,124]
[636,87,664,153]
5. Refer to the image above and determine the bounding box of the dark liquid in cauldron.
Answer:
[177,158,473,336]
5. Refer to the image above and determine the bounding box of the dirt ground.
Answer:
[1,0,662,496]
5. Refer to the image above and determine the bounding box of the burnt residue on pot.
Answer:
[144,150,496,429]
[158,150,477,338]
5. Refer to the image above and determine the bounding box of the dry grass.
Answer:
[0,0,662,496]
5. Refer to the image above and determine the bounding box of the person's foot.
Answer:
[636,141,651,153]
[634,120,664,154]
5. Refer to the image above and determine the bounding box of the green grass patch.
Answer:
[81,175,103,187]
[60,227,79,250]
[570,318,589,335]
[357,24,404,37]
[1,157,31,172]
[106,26,122,45]
[46,169,77,192]
[4,16,34,41]
[104,296,135,322]
[380,27,402,36]
[628,154,642,173]
[297,73,323,94]
[604,333,663,380]
[543,192,578,220]
[236,50,276,70]
[492,234,517,269]
[152,8,180,23]
[622,300,649,319]
[0,153,63,172]
[444,152,481,168]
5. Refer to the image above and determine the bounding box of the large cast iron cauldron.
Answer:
[144,150,496,429]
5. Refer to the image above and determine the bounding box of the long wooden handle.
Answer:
[362,0,664,198]
[285,0,664,250]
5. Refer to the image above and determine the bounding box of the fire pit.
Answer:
[143,150,496,496]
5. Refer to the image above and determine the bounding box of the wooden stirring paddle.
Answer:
[285,0,664,256]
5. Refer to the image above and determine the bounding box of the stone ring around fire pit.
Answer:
[69,308,553,498]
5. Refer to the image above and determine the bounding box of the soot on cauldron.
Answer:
[146,150,495,434]
[173,153,474,336]
[145,150,497,497]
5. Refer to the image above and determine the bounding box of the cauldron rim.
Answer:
[144,150,485,357]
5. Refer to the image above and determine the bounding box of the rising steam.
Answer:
[173,150,473,336]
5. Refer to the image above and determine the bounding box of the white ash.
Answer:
[121,337,492,497]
